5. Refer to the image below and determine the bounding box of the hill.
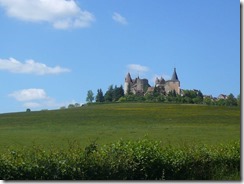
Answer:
[0,103,240,150]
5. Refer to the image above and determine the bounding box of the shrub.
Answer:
[0,139,240,180]
[26,108,31,112]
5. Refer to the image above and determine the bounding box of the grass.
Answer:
[0,103,240,150]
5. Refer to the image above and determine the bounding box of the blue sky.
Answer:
[0,0,240,113]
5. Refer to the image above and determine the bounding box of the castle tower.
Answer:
[155,76,165,87]
[124,72,132,95]
[164,68,181,94]
[155,77,160,87]
[171,68,179,81]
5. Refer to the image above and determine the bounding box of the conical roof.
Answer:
[159,77,165,83]
[155,77,159,84]
[171,68,179,81]
[125,72,132,82]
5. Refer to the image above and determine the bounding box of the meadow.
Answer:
[0,103,240,150]
[0,103,240,180]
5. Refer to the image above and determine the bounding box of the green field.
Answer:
[0,103,240,150]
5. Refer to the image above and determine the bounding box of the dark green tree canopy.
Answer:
[96,89,104,103]
[104,85,124,102]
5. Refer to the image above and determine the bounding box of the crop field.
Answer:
[0,103,240,150]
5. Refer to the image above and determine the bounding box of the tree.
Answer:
[226,93,237,106]
[175,94,183,103]
[183,90,197,99]
[96,89,104,103]
[156,94,165,102]
[237,94,240,106]
[113,85,124,102]
[168,90,177,97]
[197,90,204,99]
[68,104,75,108]
[181,90,203,104]
[86,90,94,103]
[203,97,212,105]
[216,99,226,106]
[167,90,177,103]
[193,91,203,104]
[183,96,192,104]
[145,93,154,102]
[104,85,114,102]
[153,86,160,97]
[126,82,132,95]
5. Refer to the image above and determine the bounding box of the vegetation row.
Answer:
[82,85,240,108]
[0,139,240,180]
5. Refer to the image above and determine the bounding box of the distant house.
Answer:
[218,94,227,100]
[203,95,213,99]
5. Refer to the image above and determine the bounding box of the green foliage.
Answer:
[216,99,226,106]
[180,90,203,104]
[104,85,124,102]
[104,85,114,102]
[96,84,237,107]
[0,139,240,180]
[96,89,104,102]
[26,108,31,112]
[117,96,126,102]
[226,93,237,106]
[121,89,206,105]
[203,97,212,105]
[121,94,146,102]
[212,93,238,107]
[86,90,94,103]
[113,85,124,102]
[237,94,240,106]
[68,104,75,108]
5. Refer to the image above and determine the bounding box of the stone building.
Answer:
[155,68,180,95]
[124,68,181,95]
[124,73,150,95]
[218,94,227,100]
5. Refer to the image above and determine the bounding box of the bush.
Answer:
[0,139,240,180]
[26,108,31,112]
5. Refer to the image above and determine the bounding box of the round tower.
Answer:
[124,72,132,95]
[168,68,180,94]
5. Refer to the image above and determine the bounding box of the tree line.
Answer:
[85,85,240,107]
[86,85,124,103]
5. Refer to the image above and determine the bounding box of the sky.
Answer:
[0,0,240,113]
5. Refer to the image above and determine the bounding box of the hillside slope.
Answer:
[0,103,240,150]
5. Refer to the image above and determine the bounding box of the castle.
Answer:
[124,68,180,95]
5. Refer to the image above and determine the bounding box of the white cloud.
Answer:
[0,0,95,29]
[23,98,80,110]
[23,98,69,109]
[9,88,49,101]
[112,12,128,25]
[127,64,149,73]
[0,58,71,75]
[9,88,68,110]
